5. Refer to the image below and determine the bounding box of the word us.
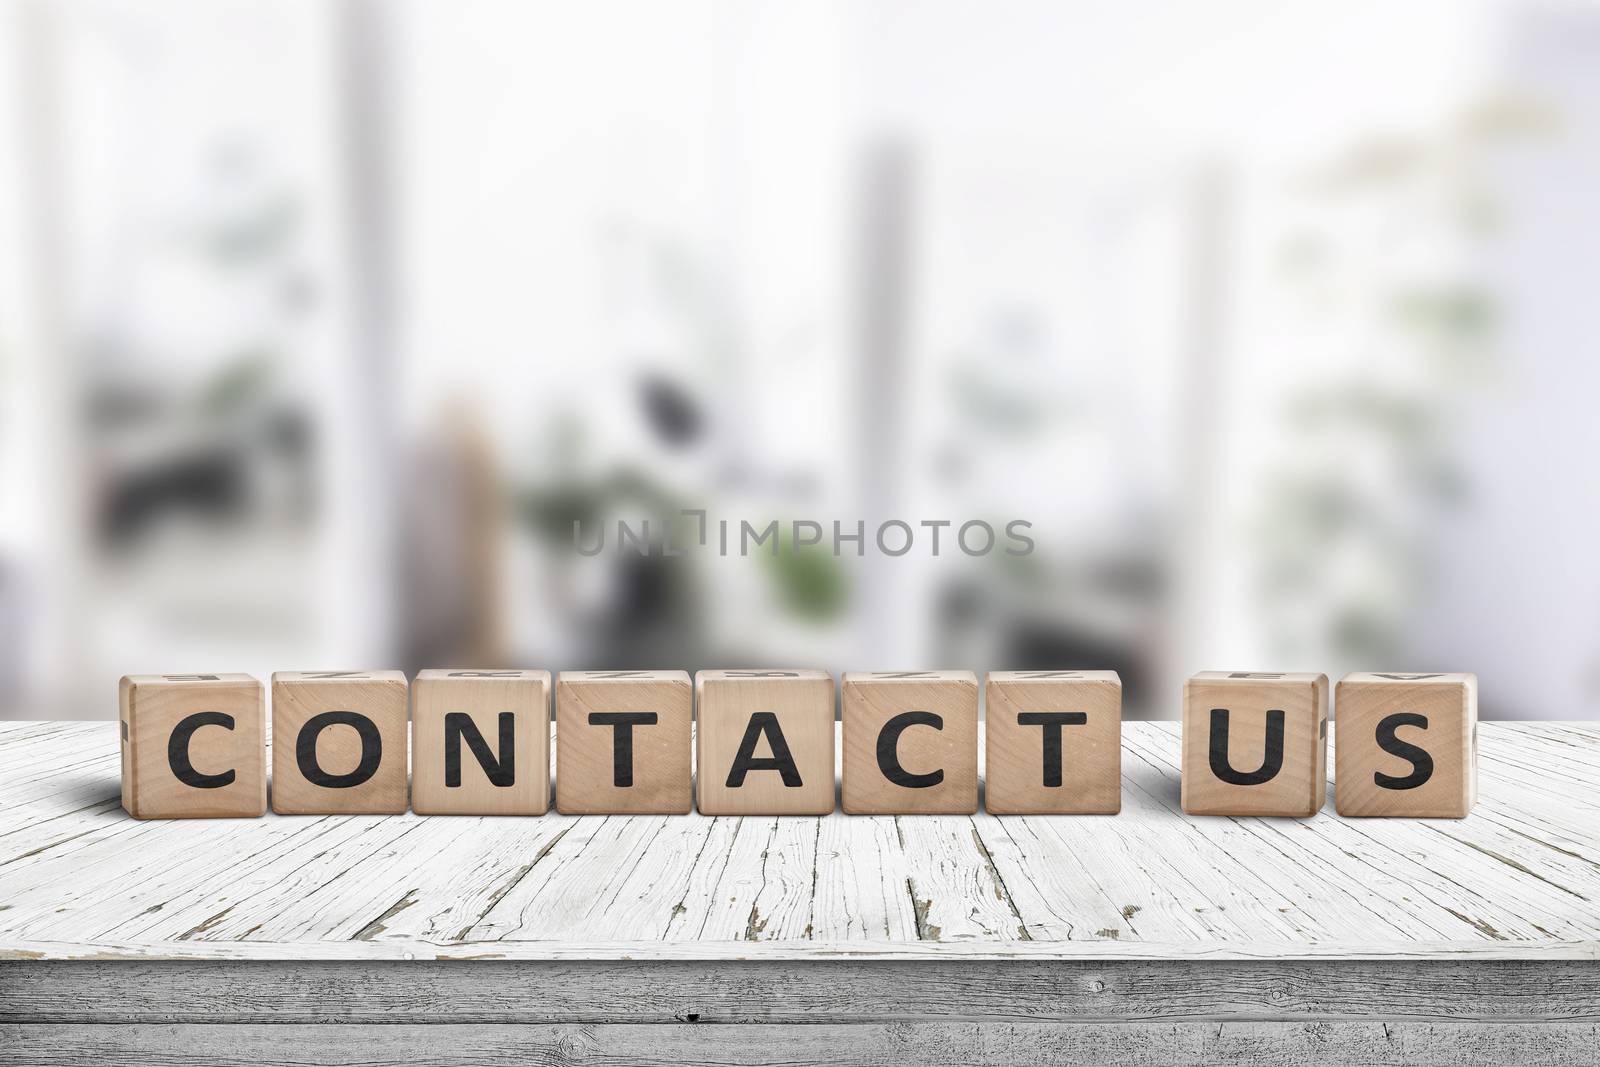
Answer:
[117,669,1478,821]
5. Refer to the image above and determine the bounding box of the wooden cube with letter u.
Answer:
[412,669,551,815]
[696,669,835,815]
[1335,672,1477,818]
[119,673,266,819]
[1182,671,1328,817]
[271,671,409,815]
[985,670,1121,814]
[842,671,978,814]
[556,670,692,814]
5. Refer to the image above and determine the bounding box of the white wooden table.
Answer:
[1,720,1596,1065]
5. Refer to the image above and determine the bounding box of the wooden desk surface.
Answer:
[1,719,1596,963]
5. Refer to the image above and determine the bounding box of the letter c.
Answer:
[877,711,945,788]
[168,711,237,789]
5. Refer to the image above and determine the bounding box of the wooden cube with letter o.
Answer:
[119,673,266,819]
[1335,672,1477,818]
[841,671,978,814]
[696,669,835,815]
[412,669,551,815]
[271,671,409,815]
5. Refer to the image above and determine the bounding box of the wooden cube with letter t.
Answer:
[412,670,551,815]
[271,671,409,815]
[841,671,978,814]
[1335,672,1477,818]
[556,670,692,814]
[985,671,1121,814]
[119,674,266,819]
[1182,671,1328,817]
[696,669,835,815]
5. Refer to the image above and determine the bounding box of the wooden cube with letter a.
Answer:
[1182,671,1328,817]
[985,671,1121,814]
[556,670,691,814]
[412,669,551,815]
[271,671,409,815]
[1335,672,1477,818]
[696,669,835,815]
[119,674,266,819]
[842,671,978,814]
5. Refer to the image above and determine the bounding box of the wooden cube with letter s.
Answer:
[271,671,409,815]
[1182,671,1328,817]
[1335,672,1477,818]
[841,671,978,815]
[412,669,551,815]
[555,670,692,814]
[119,673,267,819]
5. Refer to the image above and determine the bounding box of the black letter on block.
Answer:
[588,712,658,787]
[726,712,802,788]
[1017,711,1088,787]
[1208,708,1284,785]
[297,711,382,788]
[445,712,516,788]
[877,711,944,788]
[1374,712,1434,790]
[168,711,236,789]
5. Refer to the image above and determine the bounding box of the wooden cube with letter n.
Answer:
[985,670,1121,814]
[556,670,692,814]
[1182,671,1328,817]
[1335,672,1477,818]
[412,669,551,815]
[842,671,977,815]
[119,673,266,819]
[271,671,409,815]
[696,669,835,815]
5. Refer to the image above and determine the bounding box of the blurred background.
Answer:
[1,0,1596,721]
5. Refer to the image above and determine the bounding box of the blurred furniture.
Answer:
[1,720,1596,1064]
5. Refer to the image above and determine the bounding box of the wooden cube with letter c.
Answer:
[985,670,1121,814]
[270,671,409,815]
[696,669,835,815]
[555,670,692,814]
[841,671,978,815]
[1335,672,1477,818]
[1182,671,1328,817]
[119,673,266,819]
[412,669,551,815]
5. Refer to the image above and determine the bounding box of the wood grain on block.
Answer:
[985,670,1121,815]
[411,670,551,816]
[1335,672,1478,818]
[841,671,978,814]
[555,670,691,814]
[695,670,835,815]
[270,672,409,815]
[1181,671,1328,817]
[118,674,266,819]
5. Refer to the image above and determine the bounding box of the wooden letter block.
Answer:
[985,670,1121,815]
[841,671,977,814]
[1182,671,1328,817]
[119,674,266,819]
[412,669,551,816]
[696,669,835,815]
[556,670,691,814]
[1335,672,1477,818]
[271,671,409,815]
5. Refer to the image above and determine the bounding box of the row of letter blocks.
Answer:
[119,669,1477,820]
